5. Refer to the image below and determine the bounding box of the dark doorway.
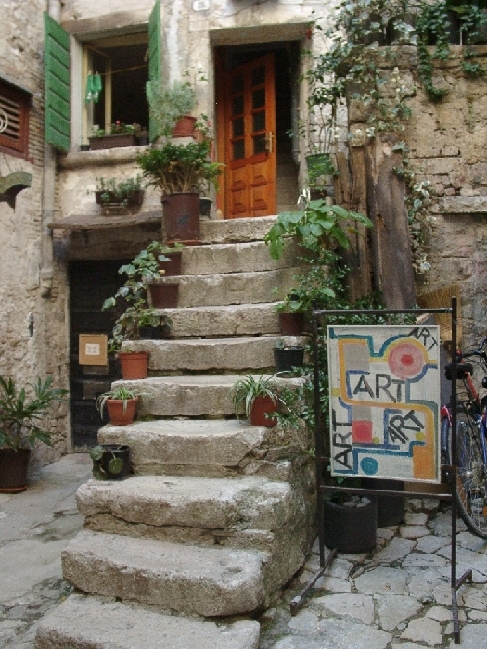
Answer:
[69,260,127,449]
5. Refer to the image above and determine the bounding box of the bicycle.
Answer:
[441,337,487,539]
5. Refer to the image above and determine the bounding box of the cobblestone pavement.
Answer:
[1,455,487,648]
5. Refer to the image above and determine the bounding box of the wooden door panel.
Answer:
[224,54,276,218]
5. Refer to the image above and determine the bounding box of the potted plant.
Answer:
[146,79,197,138]
[95,175,145,213]
[88,122,137,150]
[231,375,280,427]
[136,140,223,243]
[96,385,141,426]
[90,444,131,480]
[102,244,174,378]
[274,339,305,375]
[0,376,68,492]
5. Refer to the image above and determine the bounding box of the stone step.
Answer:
[179,239,298,275]
[154,267,300,308]
[62,529,267,617]
[127,335,307,373]
[76,475,294,550]
[200,215,277,244]
[155,303,281,338]
[36,594,260,649]
[97,418,302,480]
[112,374,302,418]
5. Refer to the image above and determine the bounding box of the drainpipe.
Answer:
[40,0,61,298]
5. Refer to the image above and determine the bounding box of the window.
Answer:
[83,35,149,138]
[0,79,30,159]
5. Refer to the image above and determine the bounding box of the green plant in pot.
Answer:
[0,376,68,492]
[136,140,223,243]
[96,385,145,427]
[102,244,174,377]
[90,444,131,480]
[146,79,196,138]
[95,175,145,211]
[231,375,281,427]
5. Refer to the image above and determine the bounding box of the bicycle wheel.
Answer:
[444,412,487,539]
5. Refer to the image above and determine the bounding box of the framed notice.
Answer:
[79,334,108,366]
[327,325,441,483]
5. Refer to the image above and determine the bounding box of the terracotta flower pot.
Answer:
[278,312,304,335]
[172,115,197,137]
[106,398,137,426]
[118,351,148,380]
[158,250,183,276]
[149,283,179,308]
[249,395,277,427]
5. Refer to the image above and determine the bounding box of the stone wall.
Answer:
[0,0,70,467]
[346,44,487,349]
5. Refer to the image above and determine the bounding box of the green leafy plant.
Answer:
[91,121,136,137]
[95,175,144,207]
[146,79,196,138]
[95,386,143,419]
[231,375,280,421]
[263,199,372,261]
[0,376,68,451]
[102,242,174,352]
[90,444,129,480]
[136,140,223,196]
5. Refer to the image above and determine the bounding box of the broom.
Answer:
[417,285,462,347]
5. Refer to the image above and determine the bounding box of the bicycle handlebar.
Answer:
[458,337,487,363]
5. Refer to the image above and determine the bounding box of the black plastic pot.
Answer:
[95,445,131,480]
[274,346,304,374]
[323,497,378,553]
[362,478,405,527]
[0,448,31,492]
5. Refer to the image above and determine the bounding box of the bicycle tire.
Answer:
[443,411,487,539]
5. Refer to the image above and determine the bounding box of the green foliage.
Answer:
[0,376,68,451]
[95,175,144,206]
[90,445,127,480]
[146,79,196,138]
[263,199,373,261]
[91,122,136,137]
[231,375,280,420]
[102,242,174,352]
[95,386,143,419]
[136,140,223,195]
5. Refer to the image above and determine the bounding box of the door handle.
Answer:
[264,131,274,154]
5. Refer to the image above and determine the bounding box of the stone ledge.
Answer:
[434,196,487,214]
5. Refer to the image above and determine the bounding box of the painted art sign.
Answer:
[327,325,441,483]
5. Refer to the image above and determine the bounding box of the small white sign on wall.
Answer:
[193,0,210,11]
[79,334,108,367]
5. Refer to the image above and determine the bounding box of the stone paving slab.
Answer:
[36,594,260,649]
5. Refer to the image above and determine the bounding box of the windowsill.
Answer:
[47,209,161,230]
[58,145,147,170]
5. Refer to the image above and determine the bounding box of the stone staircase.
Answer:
[36,216,314,649]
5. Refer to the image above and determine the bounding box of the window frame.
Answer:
[0,78,31,160]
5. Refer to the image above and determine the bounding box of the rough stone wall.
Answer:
[346,44,487,348]
[407,45,487,348]
[0,0,70,467]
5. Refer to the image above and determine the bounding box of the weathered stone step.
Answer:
[62,529,267,616]
[180,240,299,275]
[36,593,260,649]
[97,418,299,480]
[200,214,278,244]
[128,335,307,373]
[155,303,282,338]
[154,267,299,308]
[113,374,302,418]
[76,475,293,545]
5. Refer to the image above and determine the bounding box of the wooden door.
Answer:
[224,54,276,217]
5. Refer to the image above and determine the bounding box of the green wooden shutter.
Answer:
[44,13,70,152]
[148,0,161,142]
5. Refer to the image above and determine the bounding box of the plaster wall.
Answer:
[0,0,70,466]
